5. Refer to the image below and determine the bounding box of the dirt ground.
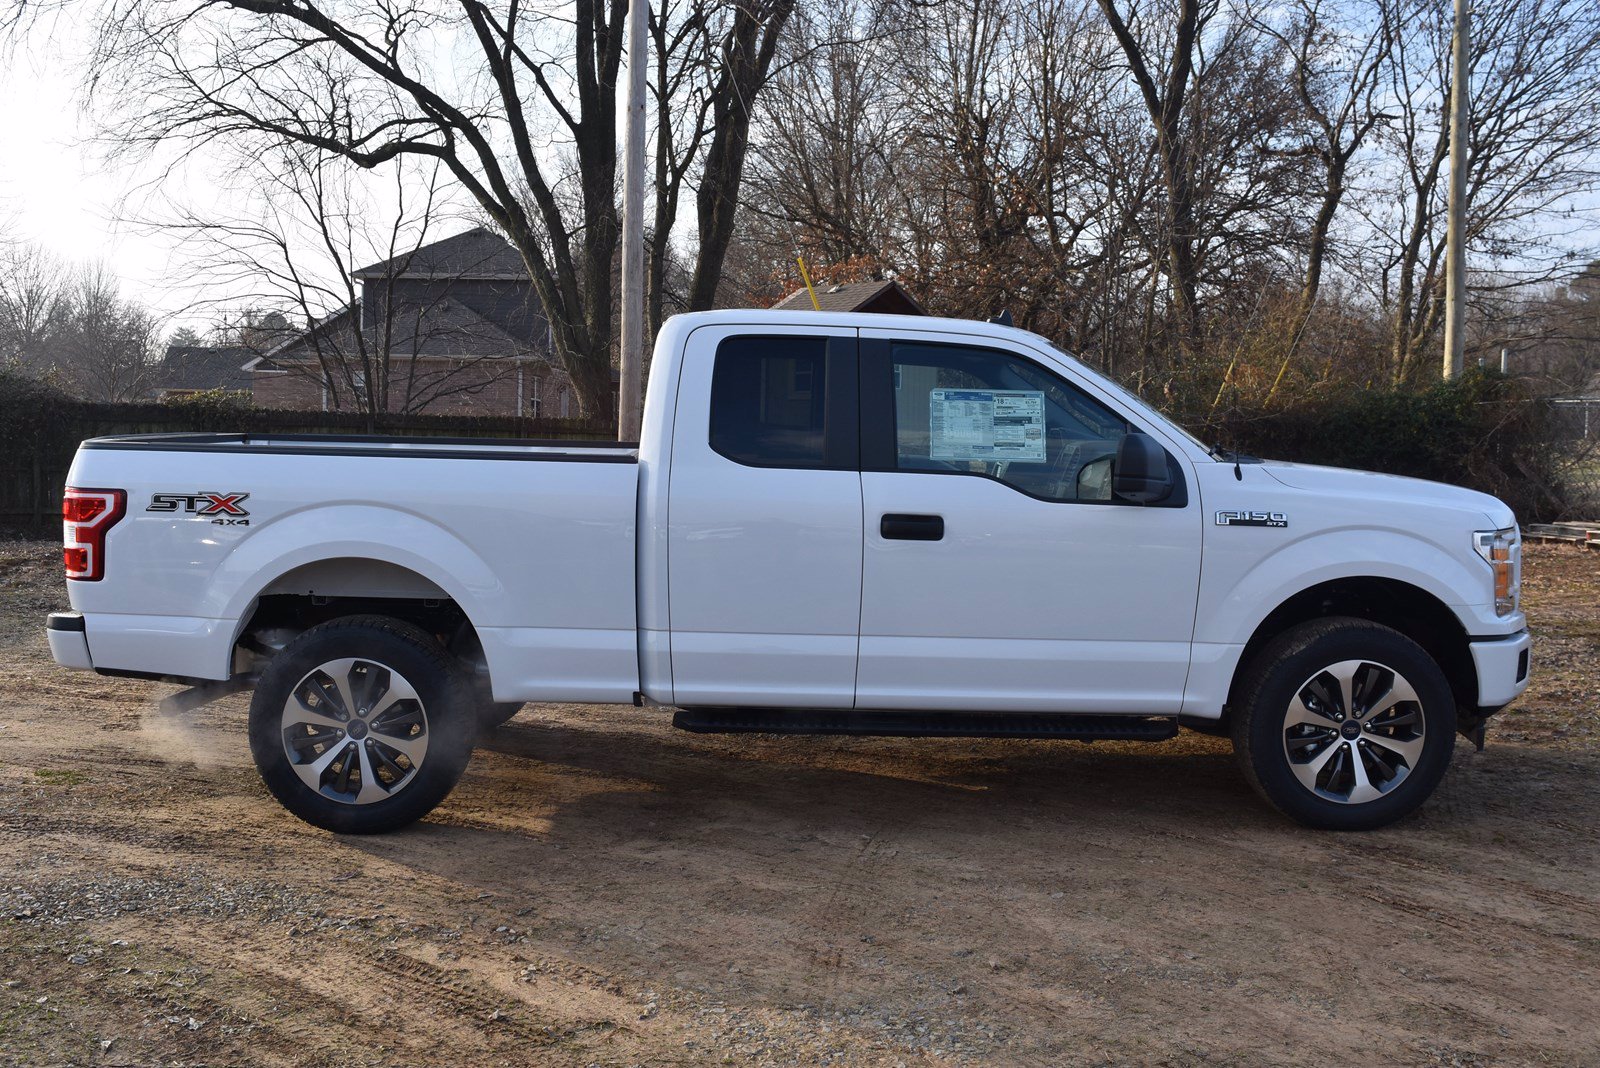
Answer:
[1,540,1598,1068]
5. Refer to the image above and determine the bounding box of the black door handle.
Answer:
[880,513,944,541]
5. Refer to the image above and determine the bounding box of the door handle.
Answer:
[880,513,944,541]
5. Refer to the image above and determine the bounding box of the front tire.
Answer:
[248,615,477,834]
[1231,618,1456,831]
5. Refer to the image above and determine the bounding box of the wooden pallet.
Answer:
[1525,522,1600,548]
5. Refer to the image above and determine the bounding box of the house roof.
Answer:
[253,304,359,363]
[159,345,254,391]
[769,279,927,315]
[255,294,542,366]
[352,226,527,280]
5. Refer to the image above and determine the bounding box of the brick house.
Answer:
[247,227,579,417]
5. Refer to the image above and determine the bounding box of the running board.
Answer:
[671,707,1178,741]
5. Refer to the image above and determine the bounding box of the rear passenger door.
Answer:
[666,326,862,707]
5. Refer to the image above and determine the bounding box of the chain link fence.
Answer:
[1550,398,1600,519]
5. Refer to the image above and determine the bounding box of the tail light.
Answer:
[63,488,126,581]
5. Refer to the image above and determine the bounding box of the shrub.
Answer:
[158,389,258,431]
[1206,369,1570,521]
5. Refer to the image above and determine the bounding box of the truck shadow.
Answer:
[346,713,1278,902]
[473,711,1254,825]
[331,712,1597,1061]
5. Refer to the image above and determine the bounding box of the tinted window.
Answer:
[890,342,1131,502]
[710,336,833,467]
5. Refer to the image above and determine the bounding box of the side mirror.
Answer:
[1113,431,1172,503]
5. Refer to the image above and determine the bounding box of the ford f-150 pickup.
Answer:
[47,311,1531,832]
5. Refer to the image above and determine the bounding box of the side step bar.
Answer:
[672,707,1178,741]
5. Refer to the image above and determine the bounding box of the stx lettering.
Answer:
[148,492,251,519]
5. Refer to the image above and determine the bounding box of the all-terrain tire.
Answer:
[1231,617,1456,831]
[249,615,477,834]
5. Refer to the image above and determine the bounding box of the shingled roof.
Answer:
[770,279,927,315]
[353,226,527,280]
[158,345,254,392]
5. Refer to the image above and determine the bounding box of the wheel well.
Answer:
[1226,578,1475,721]
[235,559,484,675]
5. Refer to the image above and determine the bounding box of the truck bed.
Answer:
[64,432,641,701]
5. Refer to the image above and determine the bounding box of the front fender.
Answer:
[1181,527,1501,718]
[1197,526,1493,648]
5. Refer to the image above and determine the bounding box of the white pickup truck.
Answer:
[48,311,1530,833]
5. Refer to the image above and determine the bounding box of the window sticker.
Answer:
[929,389,1046,462]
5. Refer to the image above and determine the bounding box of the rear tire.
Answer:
[1231,617,1456,831]
[248,615,477,834]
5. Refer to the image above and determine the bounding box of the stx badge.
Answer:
[148,492,252,525]
[1216,509,1287,528]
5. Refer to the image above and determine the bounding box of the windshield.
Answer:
[1038,338,1212,455]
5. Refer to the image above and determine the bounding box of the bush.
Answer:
[158,389,258,431]
[1207,369,1570,522]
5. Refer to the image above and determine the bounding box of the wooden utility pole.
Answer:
[1442,0,1471,380]
[618,0,648,440]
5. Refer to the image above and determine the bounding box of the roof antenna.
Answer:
[988,309,1014,328]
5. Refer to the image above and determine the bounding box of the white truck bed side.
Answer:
[65,437,640,702]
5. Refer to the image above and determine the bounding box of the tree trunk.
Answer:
[686,0,794,311]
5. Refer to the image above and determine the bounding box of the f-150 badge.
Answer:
[148,492,251,525]
[1216,510,1287,528]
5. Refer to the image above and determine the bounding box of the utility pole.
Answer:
[1442,0,1471,380]
[617,0,648,441]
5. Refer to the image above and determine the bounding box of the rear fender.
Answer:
[217,505,500,644]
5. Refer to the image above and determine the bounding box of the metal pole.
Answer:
[617,0,648,441]
[1442,0,1471,380]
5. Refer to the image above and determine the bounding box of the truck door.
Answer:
[666,325,862,707]
[854,327,1202,714]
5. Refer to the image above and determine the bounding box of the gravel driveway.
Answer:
[2,539,1597,1066]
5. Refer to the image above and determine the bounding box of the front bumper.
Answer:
[1468,629,1531,709]
[47,612,94,670]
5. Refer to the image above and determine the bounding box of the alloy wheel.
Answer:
[280,657,430,805]
[1281,659,1426,805]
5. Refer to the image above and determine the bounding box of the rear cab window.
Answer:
[708,335,857,470]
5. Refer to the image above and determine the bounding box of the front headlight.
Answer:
[1473,527,1521,617]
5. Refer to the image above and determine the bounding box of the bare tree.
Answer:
[740,4,906,271]
[51,263,162,402]
[1366,0,1600,382]
[12,0,798,418]
[0,242,70,372]
[1256,0,1395,359]
[1094,0,1212,348]
[646,0,798,329]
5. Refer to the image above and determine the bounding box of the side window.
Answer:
[890,342,1132,502]
[710,335,837,468]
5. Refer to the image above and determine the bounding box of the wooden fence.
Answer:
[0,402,617,536]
